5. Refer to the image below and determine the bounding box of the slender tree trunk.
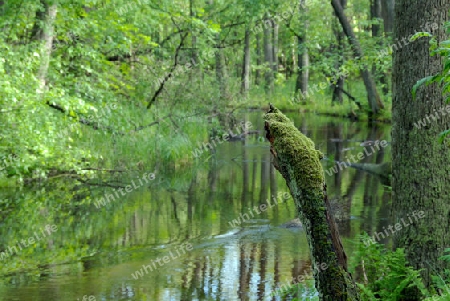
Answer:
[33,0,57,91]
[215,33,228,101]
[371,0,389,99]
[272,21,279,73]
[255,32,262,86]
[370,0,382,38]
[296,0,309,94]
[296,36,309,94]
[380,0,395,96]
[263,17,274,94]
[392,0,450,296]
[240,27,251,97]
[190,0,198,66]
[31,1,47,41]
[332,0,347,103]
[264,105,361,300]
[0,1,6,22]
[381,0,394,34]
[331,0,384,118]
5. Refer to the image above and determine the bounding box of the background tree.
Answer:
[331,0,384,118]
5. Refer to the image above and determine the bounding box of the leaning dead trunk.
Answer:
[264,105,360,300]
[331,0,384,118]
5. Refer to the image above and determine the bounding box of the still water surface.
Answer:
[0,112,392,301]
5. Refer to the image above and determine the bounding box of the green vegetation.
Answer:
[3,0,449,300]
[0,0,397,184]
[287,236,450,301]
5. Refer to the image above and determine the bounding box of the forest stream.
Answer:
[0,111,392,301]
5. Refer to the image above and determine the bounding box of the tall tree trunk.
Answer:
[263,17,274,94]
[371,0,389,99]
[295,0,309,94]
[255,32,262,86]
[190,0,198,66]
[380,0,395,96]
[215,33,228,101]
[296,37,309,94]
[332,0,347,104]
[392,0,450,296]
[240,27,251,97]
[0,1,4,15]
[381,0,394,34]
[370,0,382,38]
[331,0,384,118]
[272,21,279,73]
[264,105,361,300]
[33,0,57,91]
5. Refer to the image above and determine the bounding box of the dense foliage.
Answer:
[0,0,395,183]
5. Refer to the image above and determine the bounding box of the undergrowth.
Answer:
[286,234,450,301]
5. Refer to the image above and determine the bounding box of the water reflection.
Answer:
[0,112,392,301]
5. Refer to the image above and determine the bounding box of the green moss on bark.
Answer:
[264,105,361,301]
[264,106,324,191]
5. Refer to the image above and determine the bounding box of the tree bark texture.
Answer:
[392,0,450,293]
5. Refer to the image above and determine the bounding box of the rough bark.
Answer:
[240,27,251,97]
[392,0,450,294]
[331,0,384,117]
[264,105,360,301]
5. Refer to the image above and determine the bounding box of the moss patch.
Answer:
[264,105,324,191]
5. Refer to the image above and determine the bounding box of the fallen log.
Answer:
[264,104,361,300]
[344,162,392,178]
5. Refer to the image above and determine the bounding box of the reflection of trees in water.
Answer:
[0,116,393,300]
[178,238,312,301]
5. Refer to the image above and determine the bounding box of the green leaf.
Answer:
[410,32,433,42]
[412,75,436,99]
[438,129,450,144]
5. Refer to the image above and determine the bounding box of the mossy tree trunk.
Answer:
[392,0,450,293]
[264,105,360,301]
